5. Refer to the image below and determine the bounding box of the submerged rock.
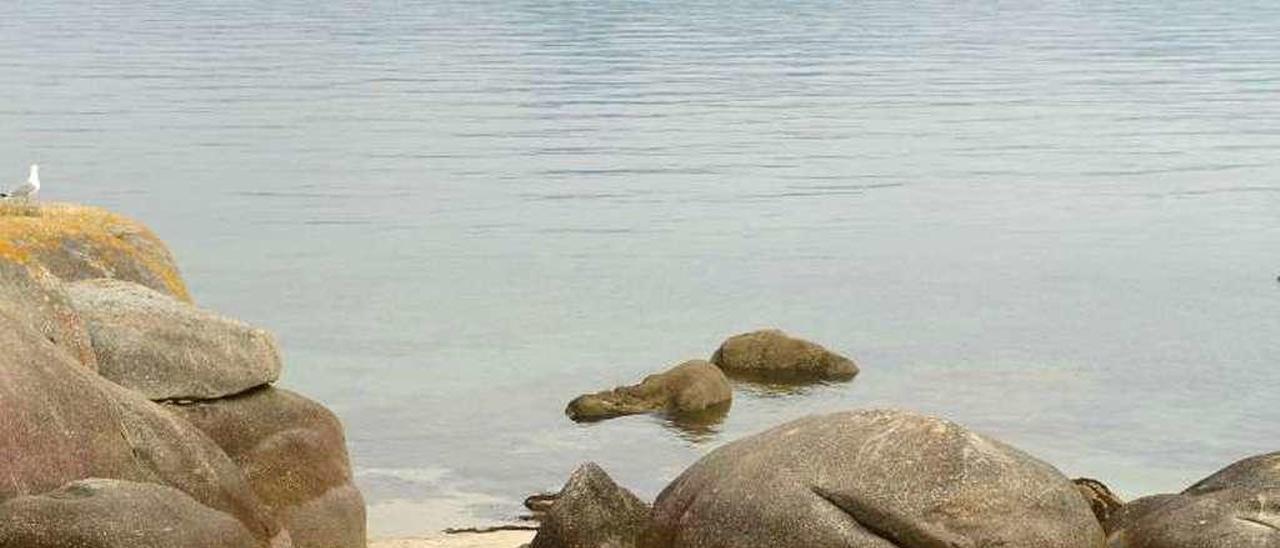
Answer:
[1106,452,1280,547]
[170,387,366,548]
[566,360,731,422]
[0,202,190,301]
[647,409,1103,548]
[710,329,857,381]
[0,314,281,544]
[0,479,263,548]
[530,463,650,548]
[66,278,282,401]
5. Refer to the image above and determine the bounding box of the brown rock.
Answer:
[170,387,366,548]
[647,409,1103,548]
[66,279,282,401]
[0,257,95,368]
[566,360,731,422]
[710,329,857,381]
[0,313,280,544]
[0,479,262,548]
[1106,452,1280,547]
[531,463,650,548]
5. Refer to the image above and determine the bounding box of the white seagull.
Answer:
[1,164,40,200]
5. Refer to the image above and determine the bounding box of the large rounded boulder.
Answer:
[0,313,282,545]
[170,387,366,548]
[0,479,262,548]
[1106,452,1280,547]
[66,278,282,401]
[566,360,731,422]
[647,409,1104,548]
[710,329,857,381]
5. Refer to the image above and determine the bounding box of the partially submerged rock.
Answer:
[530,463,650,548]
[710,329,857,381]
[566,360,731,422]
[66,278,282,401]
[0,479,262,548]
[171,387,366,548]
[647,409,1103,548]
[0,202,190,301]
[0,314,280,544]
[1106,452,1280,547]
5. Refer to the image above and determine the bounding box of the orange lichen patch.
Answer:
[0,202,191,302]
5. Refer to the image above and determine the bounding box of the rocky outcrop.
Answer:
[0,257,96,368]
[66,278,281,401]
[0,479,263,548]
[0,315,281,544]
[1106,452,1280,547]
[710,329,857,381]
[0,203,190,301]
[171,387,366,548]
[647,409,1104,548]
[530,463,650,548]
[0,203,364,547]
[566,360,731,422]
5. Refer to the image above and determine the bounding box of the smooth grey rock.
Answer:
[647,409,1104,548]
[170,387,366,548]
[1107,452,1280,547]
[0,479,261,548]
[566,360,730,422]
[531,463,650,548]
[66,278,282,400]
[0,313,280,544]
[710,329,857,381]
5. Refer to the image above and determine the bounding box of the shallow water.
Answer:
[2,0,1279,536]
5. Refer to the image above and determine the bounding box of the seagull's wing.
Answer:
[8,181,36,198]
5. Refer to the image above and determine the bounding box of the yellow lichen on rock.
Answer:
[0,202,191,302]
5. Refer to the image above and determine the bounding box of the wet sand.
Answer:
[370,531,534,548]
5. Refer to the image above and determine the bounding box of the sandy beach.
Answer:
[370,531,534,548]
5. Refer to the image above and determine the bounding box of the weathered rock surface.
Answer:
[0,314,281,544]
[170,387,366,548]
[710,329,857,381]
[1106,452,1280,547]
[0,257,96,368]
[0,478,262,548]
[0,203,190,301]
[647,409,1104,548]
[566,360,731,422]
[66,278,282,401]
[1074,478,1125,529]
[530,463,650,548]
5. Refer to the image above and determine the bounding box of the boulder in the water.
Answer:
[566,360,731,422]
[710,329,857,382]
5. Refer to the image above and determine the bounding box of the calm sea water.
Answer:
[2,0,1279,536]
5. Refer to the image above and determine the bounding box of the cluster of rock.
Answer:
[565,329,856,422]
[0,204,365,547]
[530,409,1280,547]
